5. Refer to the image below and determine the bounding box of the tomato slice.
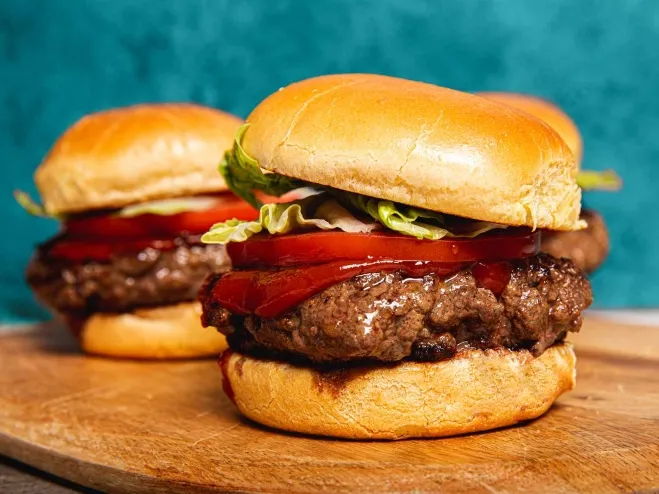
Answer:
[204,260,469,318]
[64,195,256,240]
[64,192,294,240]
[227,229,540,268]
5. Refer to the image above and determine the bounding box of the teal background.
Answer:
[2,0,658,322]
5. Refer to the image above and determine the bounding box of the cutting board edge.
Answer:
[0,431,228,494]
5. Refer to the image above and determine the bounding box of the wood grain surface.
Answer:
[0,317,657,494]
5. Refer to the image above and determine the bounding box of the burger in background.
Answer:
[199,75,593,439]
[478,92,621,273]
[17,103,277,359]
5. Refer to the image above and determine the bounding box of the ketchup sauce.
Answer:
[203,259,514,319]
[218,350,236,405]
[472,261,512,297]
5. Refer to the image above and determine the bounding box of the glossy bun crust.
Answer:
[36,103,243,214]
[244,74,583,231]
[478,92,583,164]
[221,343,576,439]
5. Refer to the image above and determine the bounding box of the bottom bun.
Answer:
[79,302,226,359]
[222,343,576,439]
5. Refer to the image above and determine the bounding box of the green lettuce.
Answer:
[220,124,304,208]
[14,191,230,220]
[576,170,622,191]
[336,192,506,240]
[202,193,506,244]
[13,191,58,218]
[201,194,378,244]
[117,196,224,218]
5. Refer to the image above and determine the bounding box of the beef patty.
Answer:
[541,209,609,273]
[27,237,229,315]
[202,254,592,364]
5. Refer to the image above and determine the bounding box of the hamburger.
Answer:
[17,103,273,359]
[479,92,621,273]
[199,74,593,439]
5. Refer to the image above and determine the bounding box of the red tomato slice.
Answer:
[204,260,469,318]
[227,229,540,268]
[45,237,198,261]
[65,195,257,240]
[64,192,294,240]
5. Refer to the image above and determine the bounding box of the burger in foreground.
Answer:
[199,74,593,439]
[479,92,621,273]
[18,103,267,359]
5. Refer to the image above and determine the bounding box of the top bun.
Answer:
[478,92,583,164]
[244,74,583,231]
[36,103,243,214]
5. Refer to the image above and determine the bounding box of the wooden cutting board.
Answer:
[0,317,657,494]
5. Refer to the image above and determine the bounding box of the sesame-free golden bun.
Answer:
[35,103,243,215]
[221,343,576,440]
[77,302,227,359]
[243,74,583,231]
[478,92,583,164]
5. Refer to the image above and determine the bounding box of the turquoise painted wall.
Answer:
[2,0,658,321]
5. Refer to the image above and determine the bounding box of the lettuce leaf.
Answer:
[576,170,622,191]
[201,195,378,244]
[220,124,304,208]
[116,196,224,218]
[14,191,230,220]
[13,190,58,218]
[202,192,506,244]
[336,192,506,240]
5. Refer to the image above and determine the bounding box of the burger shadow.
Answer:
[29,319,83,355]
[17,319,225,363]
